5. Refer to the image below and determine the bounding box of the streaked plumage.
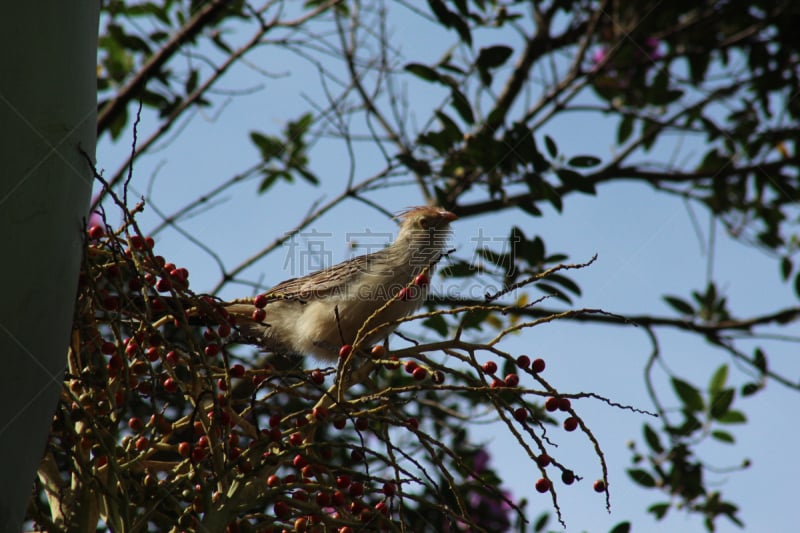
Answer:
[226,206,456,360]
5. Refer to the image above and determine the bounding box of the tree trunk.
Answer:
[0,3,98,531]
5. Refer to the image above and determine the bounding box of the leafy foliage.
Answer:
[43,0,800,531]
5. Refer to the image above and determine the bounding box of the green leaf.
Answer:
[795,270,800,298]
[643,423,663,453]
[568,155,601,168]
[708,364,728,396]
[543,135,558,158]
[535,282,572,304]
[423,314,449,337]
[627,468,656,488]
[185,69,198,93]
[477,45,513,69]
[555,168,595,195]
[741,382,760,397]
[717,410,747,424]
[533,512,549,532]
[753,348,767,373]
[250,131,284,161]
[545,273,581,296]
[617,115,634,144]
[449,88,474,124]
[405,63,441,83]
[663,295,694,315]
[296,167,320,185]
[427,0,471,44]
[711,430,735,444]
[439,261,475,278]
[671,377,704,412]
[609,521,632,533]
[710,388,734,419]
[461,309,490,330]
[648,502,670,520]
[781,256,792,281]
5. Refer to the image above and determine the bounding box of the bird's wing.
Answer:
[262,253,374,300]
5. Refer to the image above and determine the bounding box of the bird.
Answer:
[224,206,457,361]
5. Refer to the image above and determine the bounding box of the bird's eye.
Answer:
[419,217,433,229]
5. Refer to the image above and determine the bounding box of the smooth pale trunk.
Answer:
[0,3,98,531]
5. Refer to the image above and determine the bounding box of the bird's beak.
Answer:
[440,210,458,223]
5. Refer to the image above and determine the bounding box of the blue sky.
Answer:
[96,5,798,531]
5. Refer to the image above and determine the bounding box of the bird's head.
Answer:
[395,206,457,252]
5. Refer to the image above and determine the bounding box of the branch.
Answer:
[429,295,800,335]
[97,0,231,134]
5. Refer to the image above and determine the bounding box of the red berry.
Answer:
[204,343,220,357]
[431,370,445,384]
[165,350,180,365]
[412,366,427,380]
[273,501,289,518]
[145,346,160,361]
[332,490,346,506]
[536,454,551,467]
[535,478,551,493]
[135,436,149,451]
[192,447,208,463]
[339,344,353,359]
[397,287,411,301]
[145,237,155,249]
[504,373,519,387]
[513,407,527,422]
[128,417,144,432]
[532,358,546,373]
[350,449,364,462]
[336,474,351,489]
[403,360,418,374]
[252,308,266,322]
[406,417,419,430]
[593,479,606,492]
[482,361,497,374]
[88,224,105,239]
[370,344,386,358]
[561,470,575,485]
[217,323,231,337]
[293,454,308,469]
[516,355,530,369]
[333,418,346,430]
[563,417,578,432]
[490,378,504,388]
[101,341,117,355]
[382,482,396,496]
[312,406,328,420]
[414,273,429,287]
[349,482,364,497]
[178,441,191,457]
[230,364,245,378]
[355,417,369,431]
[545,397,559,412]
[155,278,171,292]
[315,491,330,506]
[254,294,268,308]
[310,369,325,385]
[125,339,139,356]
[130,235,145,249]
[163,377,178,393]
[558,398,571,411]
[289,432,304,446]
[384,355,400,370]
